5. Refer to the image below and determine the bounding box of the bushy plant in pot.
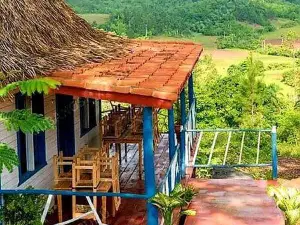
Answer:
[268,186,300,225]
[150,184,197,225]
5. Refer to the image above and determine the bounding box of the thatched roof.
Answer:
[0,0,127,85]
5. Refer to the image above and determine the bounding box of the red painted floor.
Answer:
[184,179,285,225]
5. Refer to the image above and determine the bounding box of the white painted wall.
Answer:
[0,95,100,190]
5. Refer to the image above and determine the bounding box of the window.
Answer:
[16,93,47,185]
[80,98,96,137]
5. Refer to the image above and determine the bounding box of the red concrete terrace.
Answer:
[185,179,285,225]
[49,41,203,109]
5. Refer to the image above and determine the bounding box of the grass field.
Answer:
[152,33,217,49]
[263,18,300,40]
[203,49,296,96]
[263,25,300,40]
[79,14,110,25]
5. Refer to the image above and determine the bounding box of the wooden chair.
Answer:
[131,107,143,134]
[72,155,101,218]
[102,115,124,138]
[78,145,108,160]
[53,151,74,222]
[99,154,121,216]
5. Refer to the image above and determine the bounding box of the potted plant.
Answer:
[150,184,197,225]
[268,186,300,225]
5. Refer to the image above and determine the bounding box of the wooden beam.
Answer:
[52,86,174,109]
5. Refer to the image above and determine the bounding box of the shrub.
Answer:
[259,44,296,57]
[268,186,300,225]
[150,184,197,225]
[281,21,298,28]
[282,69,296,87]
[266,62,292,71]
[0,187,47,225]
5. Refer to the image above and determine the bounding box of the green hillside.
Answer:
[79,14,110,25]
[67,0,300,38]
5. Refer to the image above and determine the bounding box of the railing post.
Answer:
[180,89,186,178]
[168,107,176,160]
[271,126,278,180]
[143,107,158,225]
[188,74,196,135]
[0,174,2,225]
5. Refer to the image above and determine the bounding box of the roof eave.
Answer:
[52,86,174,109]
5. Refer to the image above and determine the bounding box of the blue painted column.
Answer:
[180,89,186,178]
[271,126,278,180]
[188,74,194,109]
[143,107,158,225]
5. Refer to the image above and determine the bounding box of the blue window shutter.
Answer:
[32,94,47,167]
[15,93,27,175]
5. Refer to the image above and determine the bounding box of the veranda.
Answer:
[0,41,202,225]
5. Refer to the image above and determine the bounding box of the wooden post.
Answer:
[99,100,103,148]
[143,107,158,225]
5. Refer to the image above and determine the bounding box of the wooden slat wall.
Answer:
[1,94,100,189]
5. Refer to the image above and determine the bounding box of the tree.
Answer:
[0,78,60,173]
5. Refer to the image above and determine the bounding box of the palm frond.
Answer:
[0,143,19,173]
[0,78,61,97]
[0,109,55,133]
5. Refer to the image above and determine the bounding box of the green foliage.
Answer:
[217,23,262,50]
[0,110,54,133]
[67,0,300,40]
[0,143,19,173]
[0,78,60,97]
[268,186,300,225]
[282,69,298,87]
[0,187,47,225]
[259,44,297,58]
[0,78,59,173]
[278,109,300,151]
[267,62,292,70]
[150,184,197,225]
[195,54,281,129]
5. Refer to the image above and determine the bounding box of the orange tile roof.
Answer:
[49,40,203,109]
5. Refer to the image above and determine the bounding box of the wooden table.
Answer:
[103,130,143,179]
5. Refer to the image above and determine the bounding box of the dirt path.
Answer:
[278,157,300,180]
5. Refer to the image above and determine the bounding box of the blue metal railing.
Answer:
[158,145,181,195]
[184,127,278,180]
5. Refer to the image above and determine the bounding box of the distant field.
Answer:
[203,49,296,96]
[151,34,217,49]
[263,25,300,40]
[79,14,110,24]
[263,18,300,40]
